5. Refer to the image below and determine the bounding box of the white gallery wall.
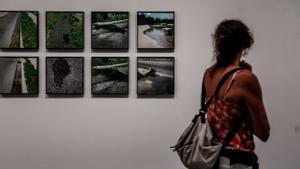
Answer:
[0,0,300,169]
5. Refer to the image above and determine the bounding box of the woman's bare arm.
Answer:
[235,70,270,142]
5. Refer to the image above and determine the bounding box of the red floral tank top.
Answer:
[206,71,255,152]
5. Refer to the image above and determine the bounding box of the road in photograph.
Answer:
[137,12,174,49]
[11,60,22,93]
[0,12,38,48]
[0,12,19,48]
[47,13,72,48]
[138,25,162,48]
[47,12,83,49]
[0,58,18,93]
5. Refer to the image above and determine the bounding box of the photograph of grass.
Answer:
[137,11,174,50]
[0,11,38,49]
[0,57,38,94]
[137,57,174,96]
[46,57,83,94]
[92,12,129,49]
[46,12,84,49]
[92,57,129,95]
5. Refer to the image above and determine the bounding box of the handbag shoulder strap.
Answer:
[199,67,243,123]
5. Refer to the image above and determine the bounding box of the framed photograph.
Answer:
[92,57,129,95]
[0,57,39,94]
[91,12,129,49]
[46,11,84,49]
[46,57,84,94]
[0,11,39,49]
[137,57,174,96]
[137,11,175,51]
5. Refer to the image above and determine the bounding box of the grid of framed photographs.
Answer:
[0,10,176,97]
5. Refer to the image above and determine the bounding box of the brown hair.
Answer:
[213,19,254,68]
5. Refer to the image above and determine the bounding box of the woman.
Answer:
[203,19,270,169]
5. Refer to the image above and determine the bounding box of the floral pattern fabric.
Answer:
[207,99,255,152]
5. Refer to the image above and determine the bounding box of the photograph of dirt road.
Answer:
[46,57,83,94]
[92,57,129,95]
[0,57,38,94]
[137,12,174,50]
[137,57,174,96]
[92,12,129,49]
[46,12,84,49]
[0,11,38,49]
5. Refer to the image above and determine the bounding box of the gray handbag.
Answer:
[171,68,243,169]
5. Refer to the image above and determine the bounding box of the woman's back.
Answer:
[204,65,255,152]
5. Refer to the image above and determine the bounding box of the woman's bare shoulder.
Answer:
[237,70,259,85]
[207,64,217,72]
[235,70,262,97]
[204,64,217,78]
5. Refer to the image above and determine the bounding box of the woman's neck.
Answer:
[230,58,241,67]
[228,53,242,67]
[210,52,243,72]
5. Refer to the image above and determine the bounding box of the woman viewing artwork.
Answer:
[203,19,270,169]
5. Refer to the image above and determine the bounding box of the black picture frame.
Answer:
[137,56,175,97]
[0,11,39,49]
[46,11,84,50]
[91,11,129,51]
[137,11,175,52]
[0,56,39,95]
[91,56,129,96]
[46,57,84,95]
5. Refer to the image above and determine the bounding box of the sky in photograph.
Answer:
[139,12,174,20]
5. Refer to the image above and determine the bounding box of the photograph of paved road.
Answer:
[0,11,38,49]
[137,57,174,96]
[0,57,38,94]
[46,57,83,94]
[92,12,128,49]
[137,12,174,49]
[46,12,83,49]
[92,57,128,94]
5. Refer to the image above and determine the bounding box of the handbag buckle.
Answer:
[198,109,206,123]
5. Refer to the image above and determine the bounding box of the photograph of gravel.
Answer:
[46,57,83,94]
[137,11,174,50]
[92,57,129,95]
[0,57,39,94]
[137,57,174,96]
[0,11,38,49]
[46,12,84,49]
[91,12,129,49]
